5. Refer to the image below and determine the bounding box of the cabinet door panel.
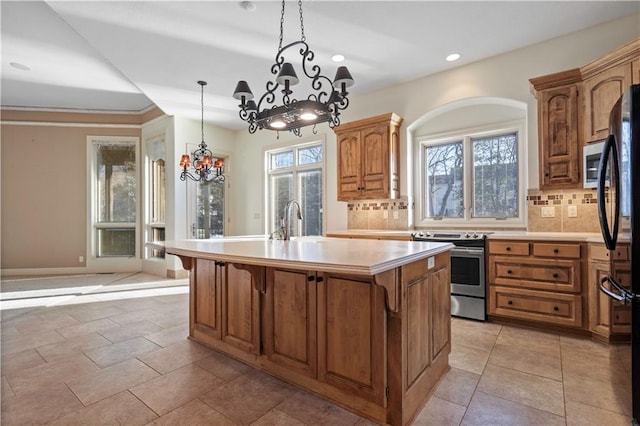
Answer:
[337,131,361,200]
[223,263,260,354]
[192,259,221,341]
[361,125,389,197]
[318,275,386,405]
[538,85,579,187]
[584,63,632,142]
[406,278,430,387]
[264,268,317,377]
[431,264,450,361]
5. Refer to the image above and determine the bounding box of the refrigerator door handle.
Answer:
[597,134,620,250]
[600,275,639,304]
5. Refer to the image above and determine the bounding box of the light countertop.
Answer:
[325,229,620,243]
[162,237,453,276]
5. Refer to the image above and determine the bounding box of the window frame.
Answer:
[264,138,326,237]
[416,120,526,228]
[144,132,166,260]
[87,136,141,270]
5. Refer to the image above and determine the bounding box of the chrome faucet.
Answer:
[281,200,303,241]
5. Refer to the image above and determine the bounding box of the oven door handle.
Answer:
[451,247,484,255]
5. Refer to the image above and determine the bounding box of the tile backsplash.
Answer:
[527,188,601,232]
[347,190,602,232]
[347,197,409,230]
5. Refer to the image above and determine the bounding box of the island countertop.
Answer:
[163,237,453,275]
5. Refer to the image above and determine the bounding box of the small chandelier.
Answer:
[233,0,354,137]
[179,80,225,182]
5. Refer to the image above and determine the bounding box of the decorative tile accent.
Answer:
[527,189,602,232]
[347,197,410,230]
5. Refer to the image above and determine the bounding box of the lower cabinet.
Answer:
[188,260,262,354]
[316,272,387,405]
[487,240,585,329]
[588,243,631,342]
[185,253,451,425]
[262,268,317,378]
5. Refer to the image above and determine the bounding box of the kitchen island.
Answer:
[164,237,453,425]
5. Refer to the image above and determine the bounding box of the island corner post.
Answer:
[168,239,451,425]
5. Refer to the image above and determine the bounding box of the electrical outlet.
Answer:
[393,211,399,219]
[567,205,578,217]
[541,206,555,218]
[79,256,84,263]
[383,210,389,219]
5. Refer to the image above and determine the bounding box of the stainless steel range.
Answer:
[411,231,491,321]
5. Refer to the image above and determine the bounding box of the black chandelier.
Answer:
[233,0,354,136]
[179,81,225,182]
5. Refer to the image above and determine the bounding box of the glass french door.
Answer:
[187,146,226,239]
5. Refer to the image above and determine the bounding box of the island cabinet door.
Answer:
[262,268,317,378]
[191,259,222,345]
[317,273,387,405]
[221,263,262,355]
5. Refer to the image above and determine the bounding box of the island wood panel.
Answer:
[317,273,386,405]
[406,276,430,387]
[222,263,261,354]
[263,268,317,377]
[430,264,450,361]
[191,259,221,345]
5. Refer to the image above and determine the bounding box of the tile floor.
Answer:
[0,272,633,425]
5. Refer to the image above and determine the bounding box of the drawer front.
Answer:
[489,286,582,327]
[589,244,610,262]
[612,305,631,332]
[490,257,581,293]
[612,244,629,261]
[532,243,581,259]
[488,241,529,256]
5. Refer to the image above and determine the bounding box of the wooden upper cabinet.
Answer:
[583,62,632,143]
[334,113,403,201]
[536,83,581,188]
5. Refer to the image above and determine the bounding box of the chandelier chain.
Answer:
[298,0,305,42]
[200,83,204,143]
[278,0,285,52]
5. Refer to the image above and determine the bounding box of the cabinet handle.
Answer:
[553,248,559,254]
[307,275,315,282]
[316,276,324,283]
[545,173,549,177]
[506,247,511,251]
[507,300,513,305]
[507,270,513,274]
[552,273,558,278]
[553,306,559,312]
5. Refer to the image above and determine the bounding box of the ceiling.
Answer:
[1,1,639,130]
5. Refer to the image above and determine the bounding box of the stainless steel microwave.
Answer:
[583,140,606,188]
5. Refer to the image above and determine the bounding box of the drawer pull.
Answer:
[507,270,513,274]
[507,300,513,305]
[307,275,315,282]
[553,306,559,312]
[552,273,558,279]
[506,246,511,251]
[553,248,559,254]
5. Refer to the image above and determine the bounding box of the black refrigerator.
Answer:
[597,83,640,425]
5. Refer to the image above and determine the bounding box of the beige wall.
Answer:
[1,119,140,270]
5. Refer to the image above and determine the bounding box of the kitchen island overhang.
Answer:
[163,236,453,425]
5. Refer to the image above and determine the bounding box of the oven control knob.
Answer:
[472,232,478,238]
[426,232,431,237]
[464,233,470,238]
[418,232,424,237]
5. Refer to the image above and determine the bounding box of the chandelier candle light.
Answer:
[179,81,225,182]
[233,0,354,136]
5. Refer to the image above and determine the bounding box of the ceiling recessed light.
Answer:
[446,53,461,62]
[331,54,345,63]
[10,62,30,71]
[240,1,256,12]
